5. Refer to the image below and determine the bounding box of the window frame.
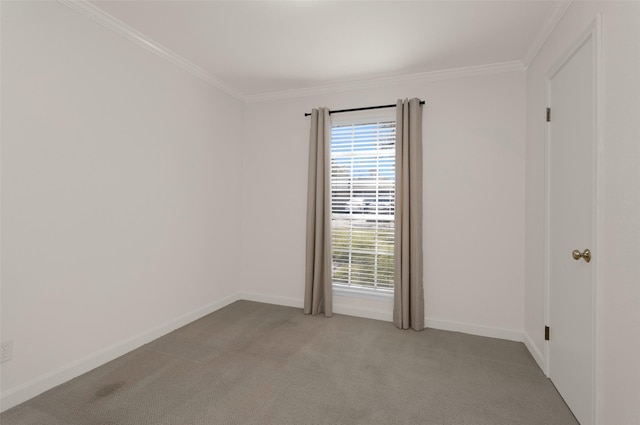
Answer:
[329,110,396,298]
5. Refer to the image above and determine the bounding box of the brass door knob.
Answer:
[572,249,591,263]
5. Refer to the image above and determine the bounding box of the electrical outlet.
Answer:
[1,341,13,363]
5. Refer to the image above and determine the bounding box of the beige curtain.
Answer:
[304,108,332,317]
[394,98,424,331]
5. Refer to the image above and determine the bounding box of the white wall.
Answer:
[241,71,526,339]
[524,2,640,423]
[1,1,244,409]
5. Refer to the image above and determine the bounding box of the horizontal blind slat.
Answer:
[330,119,396,291]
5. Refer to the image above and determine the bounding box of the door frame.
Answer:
[543,15,602,425]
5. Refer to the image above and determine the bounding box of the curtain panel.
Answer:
[394,98,425,331]
[304,108,333,317]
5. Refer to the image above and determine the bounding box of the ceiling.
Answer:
[89,1,565,100]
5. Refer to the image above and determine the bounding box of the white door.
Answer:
[547,29,597,425]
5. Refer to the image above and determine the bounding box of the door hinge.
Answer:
[545,326,550,341]
[546,107,551,122]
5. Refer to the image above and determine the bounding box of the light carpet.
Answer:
[1,300,578,425]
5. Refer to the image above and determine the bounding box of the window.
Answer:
[330,118,395,293]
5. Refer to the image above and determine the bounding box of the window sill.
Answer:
[332,284,393,301]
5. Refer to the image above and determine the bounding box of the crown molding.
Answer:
[58,0,247,102]
[522,0,573,68]
[245,60,526,103]
[58,0,556,104]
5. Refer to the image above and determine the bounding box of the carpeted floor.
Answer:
[1,300,578,425]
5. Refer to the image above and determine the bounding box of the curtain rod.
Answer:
[304,100,425,117]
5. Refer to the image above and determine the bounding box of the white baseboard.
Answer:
[333,303,393,322]
[425,317,524,342]
[238,292,303,309]
[240,294,525,340]
[0,293,241,412]
[240,292,393,322]
[523,331,546,372]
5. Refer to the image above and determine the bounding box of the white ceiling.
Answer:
[89,0,564,99]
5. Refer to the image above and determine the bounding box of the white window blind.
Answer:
[331,120,395,291]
